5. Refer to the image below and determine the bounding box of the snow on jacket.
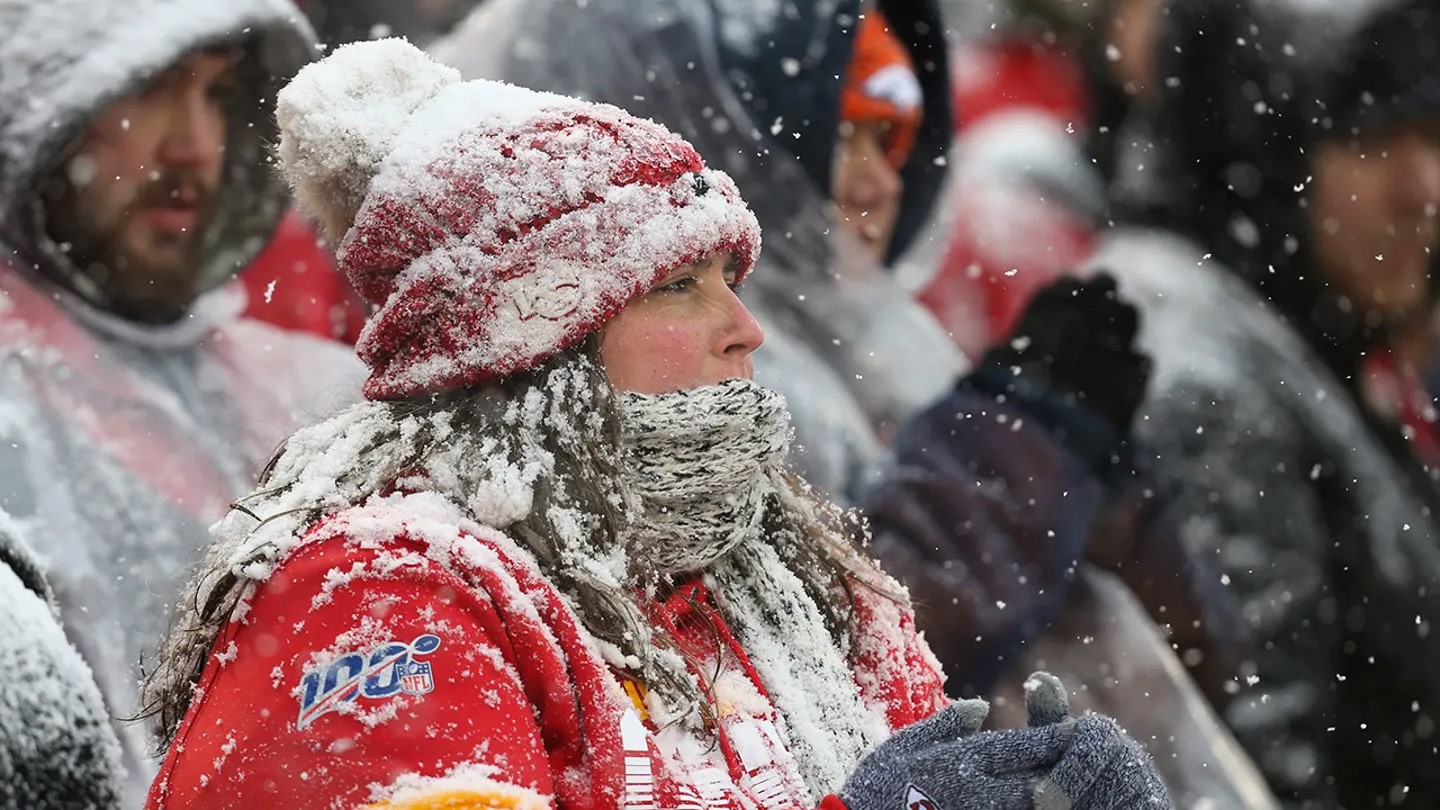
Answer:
[0,0,364,801]
[431,0,967,503]
[147,491,947,809]
[0,509,124,809]
[1097,228,1440,806]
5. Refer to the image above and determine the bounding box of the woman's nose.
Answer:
[716,285,765,358]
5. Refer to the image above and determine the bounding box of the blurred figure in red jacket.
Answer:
[243,210,368,343]
[920,0,1161,360]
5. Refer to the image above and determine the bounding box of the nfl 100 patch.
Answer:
[296,633,442,729]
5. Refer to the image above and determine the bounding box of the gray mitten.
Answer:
[838,673,1172,810]
[1033,712,1171,809]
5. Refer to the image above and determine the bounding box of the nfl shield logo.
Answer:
[400,661,434,695]
[296,633,443,729]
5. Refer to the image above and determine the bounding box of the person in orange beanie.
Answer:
[833,10,926,261]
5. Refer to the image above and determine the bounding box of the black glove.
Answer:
[963,273,1151,472]
[838,672,1171,810]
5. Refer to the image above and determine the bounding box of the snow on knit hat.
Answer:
[276,38,761,400]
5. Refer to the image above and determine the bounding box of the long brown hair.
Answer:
[140,339,896,748]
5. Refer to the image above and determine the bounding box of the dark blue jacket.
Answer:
[866,380,1243,700]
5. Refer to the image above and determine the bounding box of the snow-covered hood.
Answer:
[0,0,316,299]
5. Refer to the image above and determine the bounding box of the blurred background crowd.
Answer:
[6,0,1440,807]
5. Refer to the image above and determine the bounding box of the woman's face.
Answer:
[600,253,764,394]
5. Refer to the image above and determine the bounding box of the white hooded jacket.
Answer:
[0,0,364,802]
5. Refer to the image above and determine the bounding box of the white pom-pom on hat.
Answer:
[277,38,460,242]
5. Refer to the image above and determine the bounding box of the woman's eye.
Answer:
[727,280,745,295]
[657,276,698,294]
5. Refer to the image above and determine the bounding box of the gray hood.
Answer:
[0,0,316,304]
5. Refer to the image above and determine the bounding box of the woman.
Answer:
[141,39,1166,809]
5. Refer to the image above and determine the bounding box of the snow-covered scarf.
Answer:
[618,379,883,798]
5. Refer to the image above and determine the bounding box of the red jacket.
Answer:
[921,37,1096,359]
[147,493,946,809]
[242,210,369,345]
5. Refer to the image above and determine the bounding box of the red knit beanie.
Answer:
[276,39,761,400]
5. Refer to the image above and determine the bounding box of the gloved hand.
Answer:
[962,273,1151,474]
[834,672,1171,810]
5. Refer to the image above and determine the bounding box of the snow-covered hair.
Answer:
[141,340,886,749]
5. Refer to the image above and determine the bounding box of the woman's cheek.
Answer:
[604,311,713,394]
[635,319,710,389]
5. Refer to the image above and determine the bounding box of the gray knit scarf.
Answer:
[618,379,884,799]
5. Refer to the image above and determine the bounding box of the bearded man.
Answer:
[0,0,363,801]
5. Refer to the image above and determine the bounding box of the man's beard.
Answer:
[45,165,219,323]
